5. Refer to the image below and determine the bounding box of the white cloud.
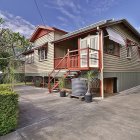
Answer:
[59,7,75,19]
[44,0,84,29]
[57,16,68,23]
[0,11,35,38]
[44,0,80,18]
[44,0,116,30]
[91,0,116,15]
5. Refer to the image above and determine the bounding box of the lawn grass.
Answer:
[0,82,33,86]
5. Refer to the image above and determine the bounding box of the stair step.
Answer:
[49,68,81,93]
[67,74,76,77]
[52,89,59,92]
[67,70,81,72]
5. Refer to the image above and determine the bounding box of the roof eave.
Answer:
[52,27,68,34]
[29,26,54,42]
[121,19,140,39]
[52,19,140,44]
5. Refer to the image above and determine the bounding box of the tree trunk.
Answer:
[85,81,91,95]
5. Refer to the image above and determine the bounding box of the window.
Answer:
[138,47,140,59]
[81,39,87,49]
[104,39,120,56]
[38,47,48,61]
[126,46,132,58]
[30,53,34,63]
[90,36,98,50]
[25,53,34,64]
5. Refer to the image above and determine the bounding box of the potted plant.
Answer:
[59,77,66,97]
[85,71,93,103]
[34,78,41,87]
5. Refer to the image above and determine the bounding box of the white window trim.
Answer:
[26,53,34,64]
[137,47,140,61]
[38,47,48,61]
[80,35,99,68]
[126,46,132,59]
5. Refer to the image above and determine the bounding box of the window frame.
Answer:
[38,47,48,61]
[29,53,34,63]
[137,46,140,60]
[104,38,120,57]
[126,46,132,59]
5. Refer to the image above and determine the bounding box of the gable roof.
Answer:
[30,25,67,42]
[53,19,140,43]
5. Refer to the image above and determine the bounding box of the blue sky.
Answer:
[0,0,140,37]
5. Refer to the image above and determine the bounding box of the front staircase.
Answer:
[48,70,81,93]
[48,52,81,93]
[48,47,100,93]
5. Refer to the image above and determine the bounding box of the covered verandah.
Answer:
[53,31,100,71]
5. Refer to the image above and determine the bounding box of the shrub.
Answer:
[34,79,41,87]
[0,85,18,136]
[58,77,65,90]
[0,84,12,91]
[14,73,25,83]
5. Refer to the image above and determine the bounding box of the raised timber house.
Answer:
[48,19,140,98]
[22,25,67,84]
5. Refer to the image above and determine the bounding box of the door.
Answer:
[104,78,114,93]
[104,78,117,94]
[89,35,99,67]
[80,35,99,68]
[80,38,88,67]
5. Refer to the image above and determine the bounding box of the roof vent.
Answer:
[106,19,114,23]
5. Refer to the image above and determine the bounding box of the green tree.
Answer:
[0,52,10,71]
[0,18,4,24]
[0,18,32,87]
[0,29,32,56]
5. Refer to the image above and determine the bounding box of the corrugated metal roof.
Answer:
[53,19,114,42]
[53,19,140,43]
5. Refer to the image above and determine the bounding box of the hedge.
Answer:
[0,85,18,136]
[0,84,12,91]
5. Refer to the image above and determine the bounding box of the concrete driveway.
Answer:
[1,85,140,140]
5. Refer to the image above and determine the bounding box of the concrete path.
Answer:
[1,85,140,140]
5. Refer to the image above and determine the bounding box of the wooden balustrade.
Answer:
[54,48,99,69]
[69,54,79,68]
[54,57,68,69]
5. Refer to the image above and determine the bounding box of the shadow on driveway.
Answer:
[1,85,140,140]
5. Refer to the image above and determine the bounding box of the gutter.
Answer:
[52,19,140,44]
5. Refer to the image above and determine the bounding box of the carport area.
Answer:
[1,85,140,140]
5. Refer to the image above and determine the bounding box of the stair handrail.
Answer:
[49,52,69,77]
[51,71,70,91]
[48,52,69,92]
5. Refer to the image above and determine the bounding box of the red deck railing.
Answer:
[69,54,79,68]
[54,57,68,69]
[54,47,99,70]
[48,47,100,93]
[54,55,79,69]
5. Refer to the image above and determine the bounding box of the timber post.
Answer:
[99,28,104,99]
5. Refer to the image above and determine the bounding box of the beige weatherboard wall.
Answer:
[24,19,140,92]
[103,23,140,92]
[25,27,66,77]
[26,33,54,76]
[103,23,140,72]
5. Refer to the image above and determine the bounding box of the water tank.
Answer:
[71,78,87,96]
